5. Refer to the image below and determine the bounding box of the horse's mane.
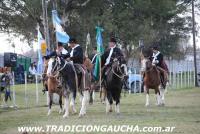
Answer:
[145,66,160,87]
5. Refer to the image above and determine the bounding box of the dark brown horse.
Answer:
[141,57,166,106]
[103,57,127,114]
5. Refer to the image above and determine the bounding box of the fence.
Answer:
[127,60,197,92]
[1,60,198,109]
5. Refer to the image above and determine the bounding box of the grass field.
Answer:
[0,84,200,134]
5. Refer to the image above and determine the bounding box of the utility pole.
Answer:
[192,0,198,87]
[42,0,51,51]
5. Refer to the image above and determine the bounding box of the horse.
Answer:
[141,57,166,106]
[41,58,64,116]
[51,57,90,118]
[103,57,127,114]
[83,56,94,104]
[47,74,63,116]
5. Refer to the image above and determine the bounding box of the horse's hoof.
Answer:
[47,112,51,116]
[116,112,120,116]
[63,114,69,118]
[59,110,63,114]
[161,103,165,106]
[145,104,149,107]
[72,110,77,115]
[78,114,84,118]
[109,109,113,112]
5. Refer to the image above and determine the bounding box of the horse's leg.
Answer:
[79,90,89,117]
[58,94,63,114]
[106,91,113,113]
[101,87,106,104]
[144,86,150,107]
[47,92,53,116]
[115,95,120,114]
[155,87,161,106]
[89,90,93,105]
[70,91,77,114]
[63,93,70,118]
[159,86,165,106]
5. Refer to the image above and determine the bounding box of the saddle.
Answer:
[156,66,168,88]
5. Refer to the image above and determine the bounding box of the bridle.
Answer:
[144,58,155,73]
[51,57,68,78]
[111,57,126,79]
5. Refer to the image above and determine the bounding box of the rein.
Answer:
[111,65,125,79]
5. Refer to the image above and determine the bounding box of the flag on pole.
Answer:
[93,26,104,80]
[52,10,69,44]
[37,26,45,74]
[85,32,91,56]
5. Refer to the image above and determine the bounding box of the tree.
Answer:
[0,0,194,59]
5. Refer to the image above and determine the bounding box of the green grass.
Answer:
[0,84,200,134]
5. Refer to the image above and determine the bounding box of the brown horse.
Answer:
[47,74,63,116]
[83,56,97,104]
[42,59,63,116]
[141,57,166,106]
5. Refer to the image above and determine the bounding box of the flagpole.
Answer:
[99,53,102,95]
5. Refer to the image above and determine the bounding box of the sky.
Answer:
[0,33,37,54]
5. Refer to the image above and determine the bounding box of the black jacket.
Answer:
[152,52,163,67]
[68,45,84,64]
[102,47,125,66]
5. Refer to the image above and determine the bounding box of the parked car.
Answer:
[128,73,143,93]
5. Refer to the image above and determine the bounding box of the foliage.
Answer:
[0,0,197,58]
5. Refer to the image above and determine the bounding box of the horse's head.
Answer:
[141,47,153,72]
[51,56,62,75]
[141,57,153,72]
[112,56,127,78]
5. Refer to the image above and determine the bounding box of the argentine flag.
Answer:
[52,10,69,44]
[37,26,44,74]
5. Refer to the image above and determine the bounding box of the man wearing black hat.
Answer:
[102,37,126,79]
[102,37,125,66]
[68,38,89,90]
[151,45,169,88]
[151,46,163,67]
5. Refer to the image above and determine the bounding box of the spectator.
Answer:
[29,63,37,75]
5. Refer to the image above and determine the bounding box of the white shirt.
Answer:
[105,45,116,65]
[29,66,37,75]
[152,51,160,64]
[47,58,54,75]
[70,44,80,57]
[61,48,68,55]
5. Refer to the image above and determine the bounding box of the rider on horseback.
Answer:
[151,45,169,88]
[68,38,89,90]
[102,37,126,82]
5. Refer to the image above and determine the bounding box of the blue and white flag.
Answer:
[52,10,69,44]
[37,26,44,74]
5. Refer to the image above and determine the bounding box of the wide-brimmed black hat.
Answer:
[57,42,64,47]
[48,51,57,58]
[151,42,159,50]
[68,38,77,43]
[109,37,116,43]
